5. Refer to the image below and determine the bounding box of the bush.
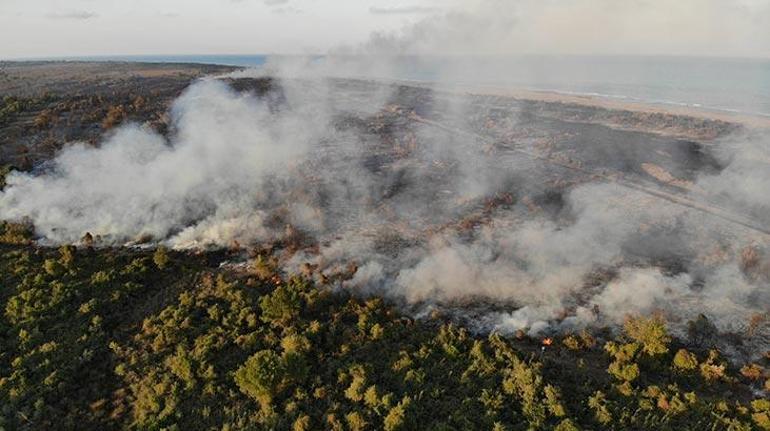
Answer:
[544,384,567,417]
[673,349,698,371]
[752,399,770,430]
[91,271,112,285]
[293,414,311,431]
[624,315,670,356]
[102,105,127,129]
[34,109,55,128]
[153,246,170,270]
[554,418,581,431]
[383,396,411,431]
[234,350,286,408]
[0,221,34,245]
[503,358,546,426]
[252,255,277,279]
[43,259,64,276]
[605,341,640,362]
[608,361,640,382]
[344,365,367,402]
[562,335,581,351]
[588,391,612,425]
[281,334,311,354]
[259,278,309,325]
[699,350,726,382]
[740,363,764,381]
[345,411,368,431]
[58,245,75,269]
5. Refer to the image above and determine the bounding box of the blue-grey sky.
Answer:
[1,0,768,59]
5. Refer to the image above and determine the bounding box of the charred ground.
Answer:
[0,61,237,168]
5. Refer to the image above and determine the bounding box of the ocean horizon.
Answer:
[11,54,770,118]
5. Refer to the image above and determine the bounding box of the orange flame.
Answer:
[542,338,553,346]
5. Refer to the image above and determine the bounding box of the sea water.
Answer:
[50,54,770,118]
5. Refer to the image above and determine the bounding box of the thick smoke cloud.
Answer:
[0,80,321,246]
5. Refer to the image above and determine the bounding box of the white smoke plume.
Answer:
[0,80,325,247]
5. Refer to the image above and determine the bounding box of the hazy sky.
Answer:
[1,0,769,59]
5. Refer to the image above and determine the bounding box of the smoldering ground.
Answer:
[0,72,768,360]
[2,0,770,360]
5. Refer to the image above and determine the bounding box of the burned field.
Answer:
[0,61,237,167]
[252,82,767,379]
[2,65,768,342]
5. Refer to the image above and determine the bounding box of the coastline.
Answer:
[370,78,750,140]
[402,80,770,130]
[450,83,770,132]
[338,69,764,135]
[4,59,769,136]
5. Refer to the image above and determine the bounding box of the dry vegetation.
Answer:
[0,226,767,430]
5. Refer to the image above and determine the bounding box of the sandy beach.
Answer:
[460,84,770,131]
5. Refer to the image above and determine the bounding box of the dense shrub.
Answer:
[235,350,286,408]
[0,243,765,430]
[673,349,699,371]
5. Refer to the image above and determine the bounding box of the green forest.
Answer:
[0,220,768,431]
